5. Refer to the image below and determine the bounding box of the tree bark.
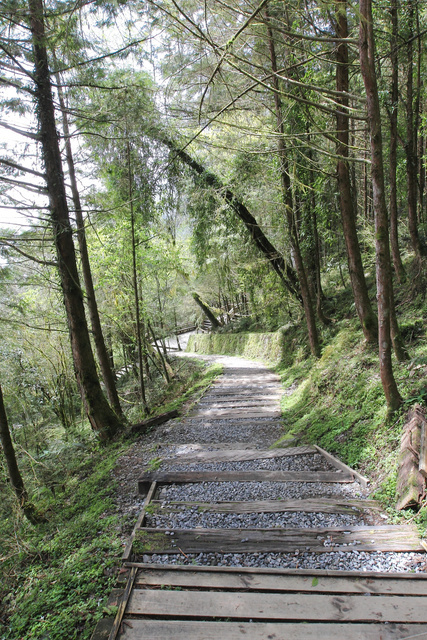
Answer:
[192,292,223,329]
[388,0,405,282]
[359,0,402,412]
[28,0,123,440]
[128,141,149,414]
[405,0,423,258]
[305,129,330,326]
[266,13,320,358]
[415,3,424,223]
[0,384,44,523]
[55,74,125,420]
[335,1,377,344]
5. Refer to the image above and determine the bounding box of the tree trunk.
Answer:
[192,292,223,329]
[266,14,320,358]
[156,134,301,301]
[388,0,405,282]
[405,0,423,258]
[335,1,378,343]
[0,384,44,523]
[415,4,424,223]
[55,74,125,420]
[359,0,402,412]
[28,0,123,440]
[128,141,149,414]
[306,128,330,326]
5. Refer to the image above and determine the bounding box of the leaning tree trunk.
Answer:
[0,384,43,523]
[359,0,402,412]
[55,75,124,420]
[266,13,320,358]
[336,1,378,344]
[28,0,123,440]
[154,134,301,301]
[192,292,223,329]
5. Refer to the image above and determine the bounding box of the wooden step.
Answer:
[92,565,427,639]
[126,589,427,622]
[167,445,316,463]
[191,408,282,418]
[150,496,381,514]
[199,394,282,403]
[106,619,427,640]
[124,564,427,594]
[132,524,422,554]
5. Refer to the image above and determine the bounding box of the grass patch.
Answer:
[0,355,220,640]
[1,444,124,640]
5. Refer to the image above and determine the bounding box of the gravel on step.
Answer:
[159,453,335,473]
[157,480,368,502]
[145,509,365,529]
[156,419,287,445]
[139,550,427,573]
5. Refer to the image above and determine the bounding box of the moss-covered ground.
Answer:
[0,357,221,640]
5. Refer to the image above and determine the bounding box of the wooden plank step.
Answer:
[122,482,157,561]
[196,402,280,410]
[192,408,281,418]
[214,375,280,381]
[125,562,427,580]
[199,394,282,403]
[115,620,427,640]
[129,567,427,594]
[151,496,381,514]
[204,389,281,396]
[132,525,422,554]
[211,383,280,389]
[125,589,427,622]
[315,446,369,489]
[139,470,354,493]
[168,445,316,463]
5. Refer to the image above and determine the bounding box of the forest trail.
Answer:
[92,356,427,640]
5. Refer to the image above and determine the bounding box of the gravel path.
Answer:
[113,354,427,573]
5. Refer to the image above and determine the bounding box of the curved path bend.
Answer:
[92,355,427,640]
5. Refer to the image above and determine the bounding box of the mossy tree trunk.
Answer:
[335,1,378,345]
[0,384,44,524]
[359,0,402,412]
[55,74,125,421]
[192,292,223,329]
[388,0,406,282]
[28,0,123,440]
[265,11,320,359]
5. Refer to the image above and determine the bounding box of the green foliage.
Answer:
[187,324,308,367]
[0,357,220,640]
[1,445,124,640]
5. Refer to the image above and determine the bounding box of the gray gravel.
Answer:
[157,417,284,446]
[142,550,427,573]
[160,453,335,473]
[157,480,367,502]
[146,509,365,529]
[114,353,427,574]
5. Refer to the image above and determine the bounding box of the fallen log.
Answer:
[129,410,179,436]
[396,405,426,511]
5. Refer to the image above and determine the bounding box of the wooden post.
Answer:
[396,406,426,510]
[418,408,427,478]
